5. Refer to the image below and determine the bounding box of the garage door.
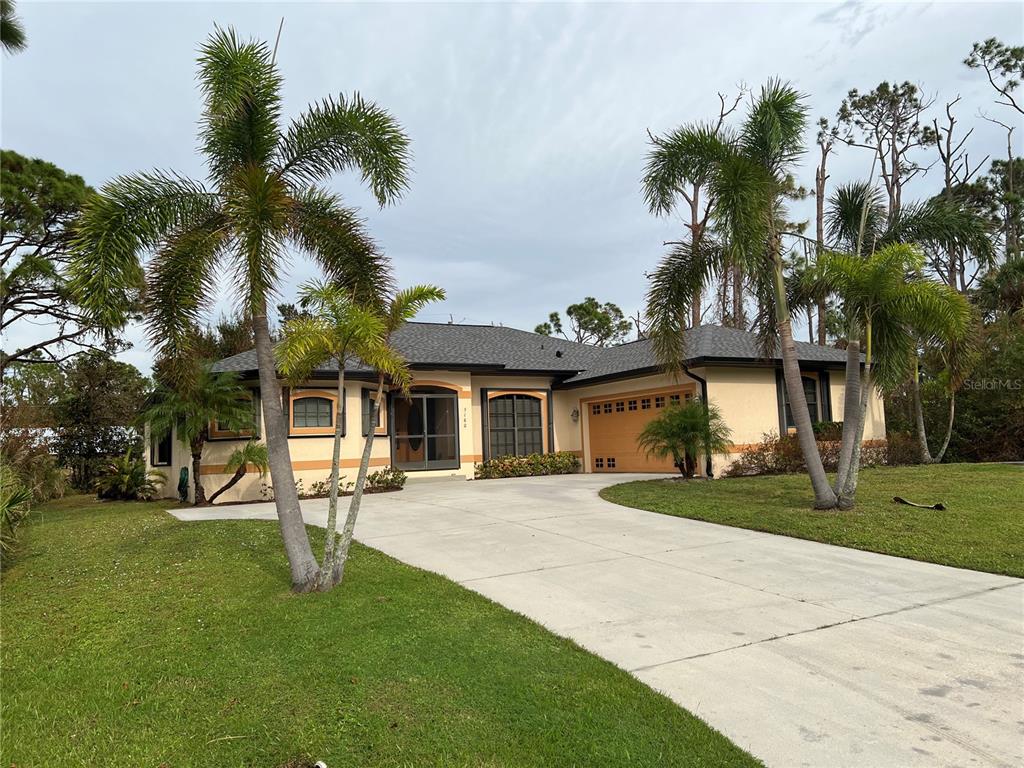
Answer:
[585,389,696,473]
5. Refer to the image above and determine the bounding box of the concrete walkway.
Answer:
[171,474,1024,768]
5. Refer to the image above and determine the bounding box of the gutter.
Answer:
[682,363,715,479]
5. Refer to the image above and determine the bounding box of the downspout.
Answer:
[682,364,714,479]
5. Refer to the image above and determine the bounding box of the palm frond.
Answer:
[276,93,411,206]
[275,314,336,384]
[144,216,229,370]
[1,0,27,52]
[885,197,995,265]
[288,188,392,308]
[826,181,885,251]
[69,171,217,329]
[385,285,446,333]
[641,125,733,216]
[197,27,282,185]
[645,240,723,372]
[224,440,270,476]
[740,79,808,176]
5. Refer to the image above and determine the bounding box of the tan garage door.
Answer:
[585,387,697,473]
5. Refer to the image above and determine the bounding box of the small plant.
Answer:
[94,449,166,501]
[475,451,581,480]
[208,441,269,504]
[636,399,732,478]
[366,466,406,491]
[307,478,332,497]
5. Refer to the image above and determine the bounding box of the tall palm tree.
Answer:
[69,28,409,591]
[276,281,387,590]
[644,81,840,508]
[145,366,255,505]
[1,0,27,53]
[324,285,444,590]
[817,243,973,501]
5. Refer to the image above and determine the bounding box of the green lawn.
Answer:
[601,464,1024,577]
[1,496,758,768]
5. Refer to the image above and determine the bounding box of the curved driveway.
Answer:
[172,473,1024,767]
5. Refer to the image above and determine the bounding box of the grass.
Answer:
[601,464,1024,578]
[1,496,759,768]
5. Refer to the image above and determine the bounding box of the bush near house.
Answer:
[724,432,892,477]
[475,451,581,479]
[262,467,407,501]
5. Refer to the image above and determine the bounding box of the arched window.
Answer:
[293,397,332,428]
[488,394,543,457]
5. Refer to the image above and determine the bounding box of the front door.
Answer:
[391,391,460,470]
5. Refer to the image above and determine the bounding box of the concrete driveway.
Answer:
[171,473,1024,768]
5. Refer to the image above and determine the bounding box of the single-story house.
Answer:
[146,323,885,503]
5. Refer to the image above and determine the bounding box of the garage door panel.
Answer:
[586,390,696,473]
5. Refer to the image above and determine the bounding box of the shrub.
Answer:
[724,432,888,477]
[366,466,406,491]
[811,420,844,441]
[636,399,732,478]
[95,449,166,501]
[0,429,66,503]
[475,451,581,480]
[885,431,922,466]
[0,466,32,558]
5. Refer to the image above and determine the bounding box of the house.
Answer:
[146,323,885,503]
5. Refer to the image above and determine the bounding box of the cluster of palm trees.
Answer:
[642,82,985,509]
[69,28,439,593]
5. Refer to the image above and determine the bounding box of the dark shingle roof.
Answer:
[211,322,603,376]
[211,322,851,383]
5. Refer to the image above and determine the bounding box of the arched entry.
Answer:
[390,386,460,470]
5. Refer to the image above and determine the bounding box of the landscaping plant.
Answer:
[207,440,269,504]
[94,449,165,501]
[636,398,731,478]
[475,451,581,479]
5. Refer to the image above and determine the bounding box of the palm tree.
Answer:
[637,398,732,478]
[276,280,387,590]
[825,181,991,470]
[817,243,973,501]
[69,28,409,591]
[145,366,255,505]
[324,285,445,590]
[1,0,27,54]
[644,81,839,508]
[208,441,269,504]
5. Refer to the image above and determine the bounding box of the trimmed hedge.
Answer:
[724,432,890,477]
[475,451,581,479]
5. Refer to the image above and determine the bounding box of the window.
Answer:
[628,400,638,411]
[655,395,666,408]
[641,398,651,410]
[595,458,604,469]
[685,392,694,403]
[615,401,624,412]
[362,389,388,436]
[293,397,332,428]
[488,394,543,458]
[211,390,260,438]
[606,457,616,469]
[784,376,820,429]
[669,394,680,404]
[592,403,601,415]
[151,431,172,466]
[603,402,613,414]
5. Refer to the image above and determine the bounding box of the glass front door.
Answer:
[391,392,459,470]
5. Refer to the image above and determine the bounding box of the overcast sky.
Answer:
[3,1,1022,374]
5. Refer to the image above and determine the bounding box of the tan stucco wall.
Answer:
[147,363,888,502]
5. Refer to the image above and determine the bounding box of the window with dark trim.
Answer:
[783,376,820,429]
[603,402,613,414]
[361,389,387,436]
[488,394,543,457]
[293,396,333,428]
[151,431,172,466]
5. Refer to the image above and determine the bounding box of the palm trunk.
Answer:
[817,301,826,345]
[252,307,319,592]
[325,374,384,588]
[191,445,205,506]
[933,391,955,463]
[732,263,743,329]
[208,465,246,504]
[910,358,934,464]
[772,258,837,508]
[840,321,872,501]
[316,365,347,591]
[833,338,861,499]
